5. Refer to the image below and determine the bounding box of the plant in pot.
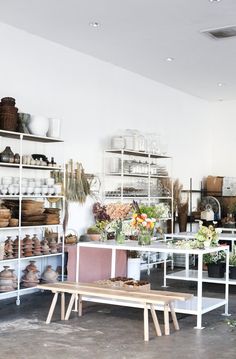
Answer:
[127,251,141,281]
[229,253,236,279]
[203,251,226,278]
[195,221,219,249]
[87,224,102,241]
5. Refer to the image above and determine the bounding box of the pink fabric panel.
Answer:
[66,245,127,282]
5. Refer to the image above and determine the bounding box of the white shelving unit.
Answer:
[0,129,65,305]
[76,240,230,329]
[104,149,173,205]
[103,149,174,271]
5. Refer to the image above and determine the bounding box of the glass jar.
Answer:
[111,136,125,149]
[116,232,125,244]
[138,231,151,246]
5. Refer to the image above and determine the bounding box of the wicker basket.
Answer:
[65,229,78,244]
[0,114,18,131]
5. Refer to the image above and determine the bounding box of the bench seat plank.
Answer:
[38,282,193,341]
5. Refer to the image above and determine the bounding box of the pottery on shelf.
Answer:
[47,118,61,138]
[0,146,15,163]
[28,115,49,136]
[41,265,58,283]
[18,113,31,134]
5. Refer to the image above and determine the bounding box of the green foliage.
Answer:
[139,205,158,219]
[229,254,236,266]
[87,225,101,234]
[203,251,226,264]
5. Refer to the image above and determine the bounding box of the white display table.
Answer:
[76,240,229,329]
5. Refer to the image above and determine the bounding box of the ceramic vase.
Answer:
[28,115,49,136]
[41,265,58,283]
[0,146,14,163]
[47,118,61,138]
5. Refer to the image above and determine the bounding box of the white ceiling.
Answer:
[0,0,236,101]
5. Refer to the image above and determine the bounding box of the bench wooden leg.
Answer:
[61,292,65,320]
[164,304,170,335]
[46,292,59,324]
[150,304,162,337]
[143,304,149,342]
[65,293,76,320]
[169,303,179,331]
[78,294,82,317]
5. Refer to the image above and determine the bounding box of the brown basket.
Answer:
[0,114,18,131]
[1,97,16,106]
[65,229,78,244]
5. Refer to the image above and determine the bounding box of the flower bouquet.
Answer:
[131,202,156,245]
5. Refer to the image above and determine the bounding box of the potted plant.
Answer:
[87,225,101,241]
[203,251,226,278]
[195,221,219,249]
[127,251,141,281]
[229,253,236,279]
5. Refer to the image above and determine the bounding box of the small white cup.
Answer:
[27,187,33,195]
[42,187,48,195]
[46,178,55,187]
[54,184,62,195]
[34,187,41,195]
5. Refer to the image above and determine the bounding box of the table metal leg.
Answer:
[195,253,204,329]
[222,247,230,317]
[162,256,168,288]
[111,248,116,278]
[185,253,189,277]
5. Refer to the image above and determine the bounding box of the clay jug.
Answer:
[25,260,38,273]
[42,265,58,283]
[0,146,14,163]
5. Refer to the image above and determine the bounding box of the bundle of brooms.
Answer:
[65,159,91,203]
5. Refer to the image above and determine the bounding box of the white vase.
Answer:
[127,257,141,280]
[28,115,49,136]
[47,118,61,138]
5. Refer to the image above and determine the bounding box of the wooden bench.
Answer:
[37,282,193,341]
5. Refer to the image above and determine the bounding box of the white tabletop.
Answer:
[165,231,236,241]
[77,240,229,255]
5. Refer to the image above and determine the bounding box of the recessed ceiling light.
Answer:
[209,0,221,3]
[217,82,225,87]
[89,21,101,28]
[166,57,174,62]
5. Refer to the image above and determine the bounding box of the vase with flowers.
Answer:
[105,202,132,244]
[131,202,156,245]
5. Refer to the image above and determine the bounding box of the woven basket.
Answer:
[65,229,78,244]
[0,114,18,131]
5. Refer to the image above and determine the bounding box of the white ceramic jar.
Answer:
[47,118,61,138]
[28,115,49,137]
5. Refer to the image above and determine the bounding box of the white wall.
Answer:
[0,23,213,233]
[210,101,236,177]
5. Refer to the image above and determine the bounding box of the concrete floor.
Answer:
[0,269,236,359]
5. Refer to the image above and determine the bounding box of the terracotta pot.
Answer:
[87,234,101,241]
[41,265,58,283]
